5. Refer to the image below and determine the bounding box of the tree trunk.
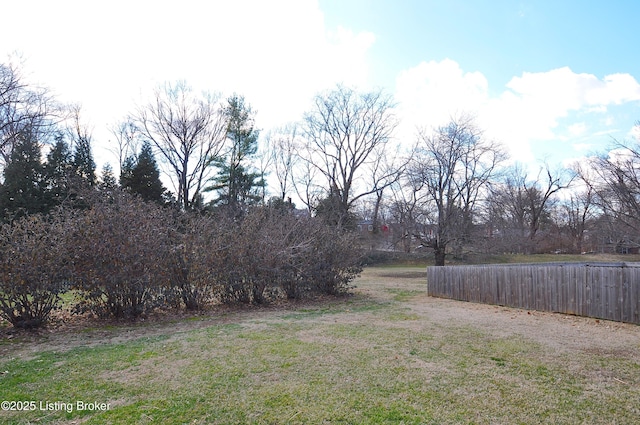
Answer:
[434,245,446,266]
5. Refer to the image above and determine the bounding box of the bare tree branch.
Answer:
[131,81,226,209]
[300,84,398,227]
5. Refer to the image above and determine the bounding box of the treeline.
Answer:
[380,119,640,261]
[3,56,640,299]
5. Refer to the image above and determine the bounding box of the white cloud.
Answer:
[568,122,587,137]
[0,0,375,166]
[631,123,640,141]
[586,73,640,105]
[394,61,640,166]
[394,58,488,140]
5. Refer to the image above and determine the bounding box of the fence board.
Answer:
[426,262,640,325]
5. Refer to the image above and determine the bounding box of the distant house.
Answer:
[357,219,374,234]
[616,240,640,255]
[599,238,640,254]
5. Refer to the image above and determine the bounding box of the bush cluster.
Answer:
[0,190,363,328]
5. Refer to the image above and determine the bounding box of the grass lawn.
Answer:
[1,264,640,424]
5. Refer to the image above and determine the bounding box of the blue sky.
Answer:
[1,0,639,178]
[320,0,640,169]
[321,0,638,87]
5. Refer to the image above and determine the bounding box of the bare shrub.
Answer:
[214,213,255,304]
[213,206,363,304]
[166,212,222,310]
[69,190,172,319]
[0,212,70,328]
[303,220,363,295]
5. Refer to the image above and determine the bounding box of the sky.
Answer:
[1,0,639,183]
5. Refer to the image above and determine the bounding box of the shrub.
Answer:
[0,212,71,328]
[303,221,363,295]
[214,212,257,305]
[213,206,363,303]
[69,191,172,319]
[166,212,222,310]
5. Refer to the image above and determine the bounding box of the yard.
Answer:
[1,265,640,424]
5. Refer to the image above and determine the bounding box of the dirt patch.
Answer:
[366,266,640,356]
[376,271,427,279]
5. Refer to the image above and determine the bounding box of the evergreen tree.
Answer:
[72,135,96,186]
[43,134,73,209]
[314,185,357,230]
[99,163,118,190]
[119,154,136,189]
[0,130,46,220]
[206,94,265,213]
[120,141,166,204]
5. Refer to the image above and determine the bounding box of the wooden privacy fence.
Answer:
[427,262,640,324]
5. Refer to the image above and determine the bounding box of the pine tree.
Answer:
[0,130,46,220]
[43,134,73,209]
[206,94,265,213]
[314,185,357,230]
[120,141,166,204]
[99,163,118,190]
[119,155,136,189]
[72,135,96,186]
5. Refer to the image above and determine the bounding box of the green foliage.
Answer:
[42,134,74,209]
[119,141,166,204]
[0,130,47,220]
[72,134,96,186]
[99,163,118,190]
[207,94,265,213]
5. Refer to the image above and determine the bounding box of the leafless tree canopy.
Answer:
[301,84,398,226]
[410,115,506,265]
[487,163,571,253]
[133,81,226,209]
[109,119,141,176]
[588,139,640,232]
[268,124,300,202]
[0,61,61,166]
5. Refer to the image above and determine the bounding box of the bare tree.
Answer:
[411,115,506,265]
[485,165,529,252]
[368,144,407,235]
[0,61,61,166]
[268,124,300,201]
[388,172,429,253]
[523,164,571,241]
[132,81,226,209]
[301,85,398,227]
[586,128,640,234]
[489,163,571,253]
[293,153,322,213]
[109,119,141,176]
[559,187,596,253]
